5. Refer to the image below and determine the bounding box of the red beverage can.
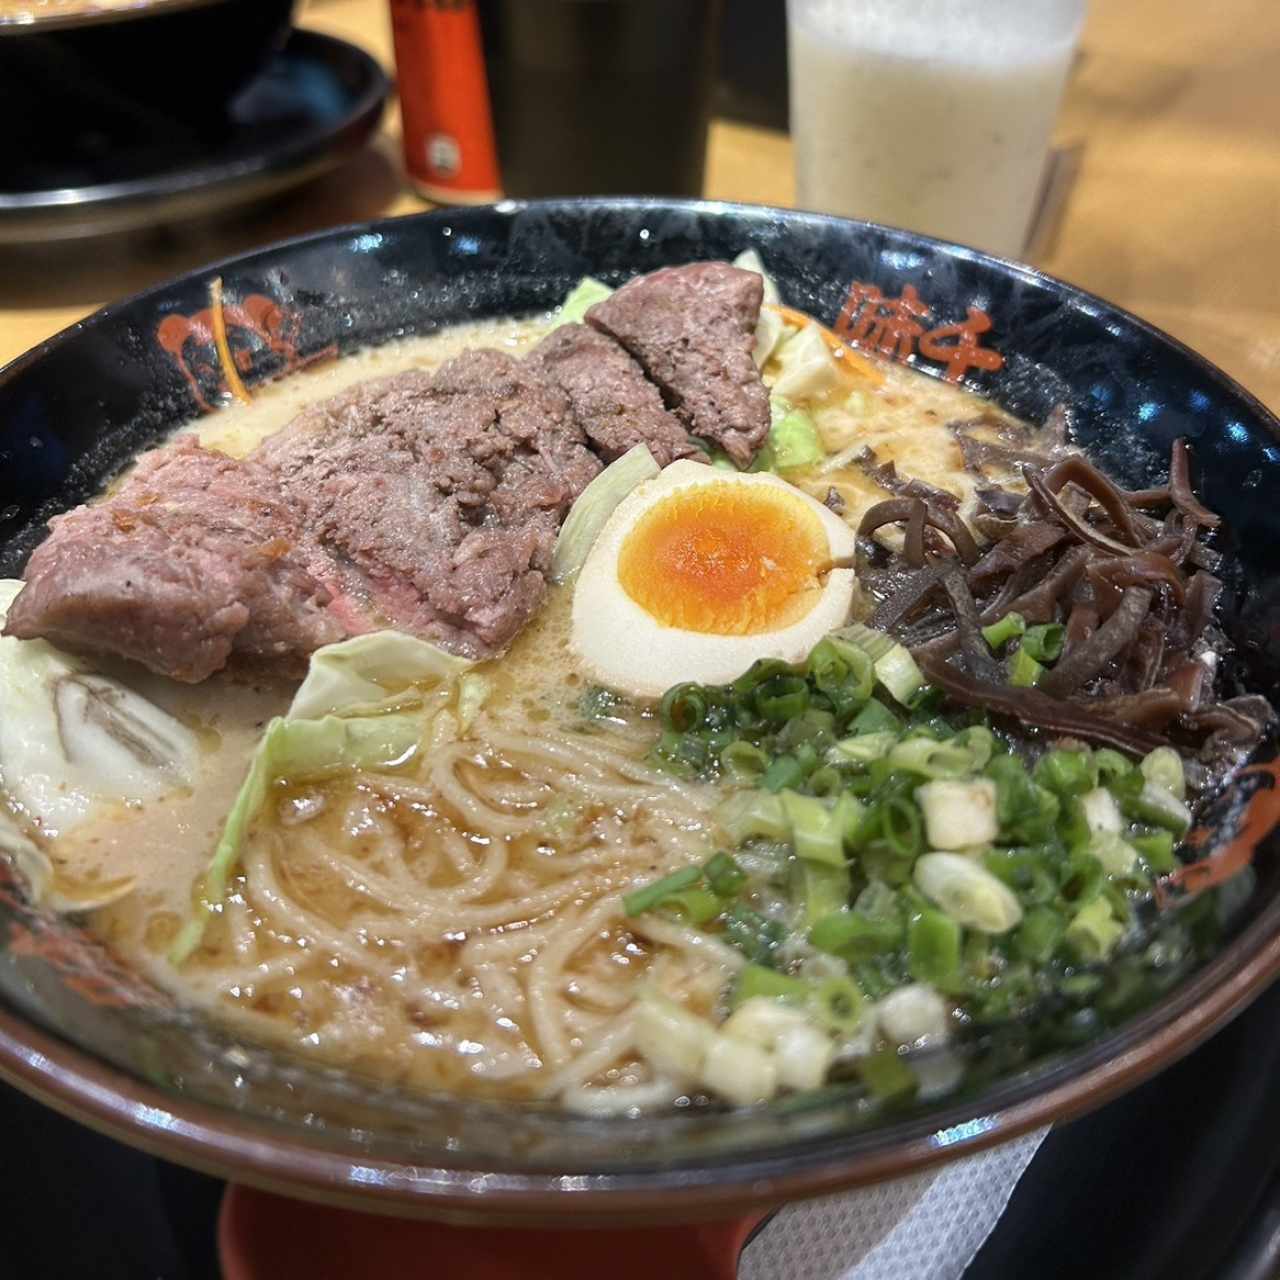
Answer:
[389,0,502,205]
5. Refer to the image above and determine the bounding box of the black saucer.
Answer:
[0,29,389,244]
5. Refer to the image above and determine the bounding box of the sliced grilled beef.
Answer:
[585,262,770,465]
[6,261,778,679]
[256,352,602,659]
[3,438,342,682]
[525,322,698,467]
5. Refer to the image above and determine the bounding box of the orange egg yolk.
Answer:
[616,482,832,634]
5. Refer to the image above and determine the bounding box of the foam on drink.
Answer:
[788,0,1086,258]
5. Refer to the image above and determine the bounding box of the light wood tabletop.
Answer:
[1,0,1277,414]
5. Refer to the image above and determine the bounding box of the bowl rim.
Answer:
[0,196,1278,1220]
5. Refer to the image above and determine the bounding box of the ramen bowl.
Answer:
[0,199,1277,1225]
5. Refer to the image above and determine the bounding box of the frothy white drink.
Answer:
[788,0,1086,258]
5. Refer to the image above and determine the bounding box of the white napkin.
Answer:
[739,1127,1049,1280]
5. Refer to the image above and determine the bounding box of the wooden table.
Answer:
[2,0,1277,415]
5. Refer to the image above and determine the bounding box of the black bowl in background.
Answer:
[0,199,1277,1223]
[0,0,298,167]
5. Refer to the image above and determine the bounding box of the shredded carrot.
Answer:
[765,303,886,387]
[209,276,252,406]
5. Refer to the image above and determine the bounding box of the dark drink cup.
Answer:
[479,0,719,199]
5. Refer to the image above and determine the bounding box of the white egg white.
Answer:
[570,461,859,699]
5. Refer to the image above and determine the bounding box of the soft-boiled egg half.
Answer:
[571,461,858,699]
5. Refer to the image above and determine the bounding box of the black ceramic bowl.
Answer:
[0,0,297,147]
[0,199,1277,1224]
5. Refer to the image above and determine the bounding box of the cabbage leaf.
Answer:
[732,248,782,305]
[171,629,479,965]
[771,322,842,403]
[556,276,614,327]
[551,443,659,582]
[288,629,472,719]
[0,579,197,851]
[168,712,421,963]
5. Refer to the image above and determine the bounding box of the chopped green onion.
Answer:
[1066,896,1125,961]
[778,708,837,753]
[1061,848,1105,905]
[873,795,924,859]
[1009,646,1045,687]
[1093,749,1135,783]
[1021,623,1066,663]
[723,904,787,965]
[1133,830,1179,875]
[732,964,807,1006]
[983,846,1059,906]
[1059,796,1092,853]
[830,731,898,765]
[808,976,865,1034]
[703,851,748,899]
[833,624,925,707]
[1034,748,1096,799]
[907,906,962,988]
[1139,746,1186,800]
[858,1048,917,1101]
[810,907,902,958]
[660,682,712,733]
[1125,781,1193,835]
[981,611,1026,651]
[916,777,999,850]
[888,726,994,779]
[762,754,807,793]
[662,887,723,924]
[1013,905,1065,963]
[578,685,628,722]
[731,658,794,699]
[717,790,790,843]
[849,699,903,736]
[623,865,703,916]
[807,765,843,796]
[781,790,851,866]
[913,851,1024,934]
[986,755,1058,844]
[1089,830,1138,875]
[650,729,712,779]
[754,674,811,724]
[792,859,851,927]
[807,635,875,710]
[720,739,771,782]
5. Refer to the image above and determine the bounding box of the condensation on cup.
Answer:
[787,0,1087,259]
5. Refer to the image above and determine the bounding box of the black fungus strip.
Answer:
[852,447,961,511]
[1040,455,1145,546]
[1088,551,1186,606]
[1038,587,1153,697]
[1025,466,1138,556]
[903,500,926,567]
[1169,571,1223,649]
[967,522,1068,589]
[868,563,950,631]
[917,653,1168,755]
[857,498,980,566]
[1169,438,1221,528]
[1087,687,1189,729]
[941,568,1005,682]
